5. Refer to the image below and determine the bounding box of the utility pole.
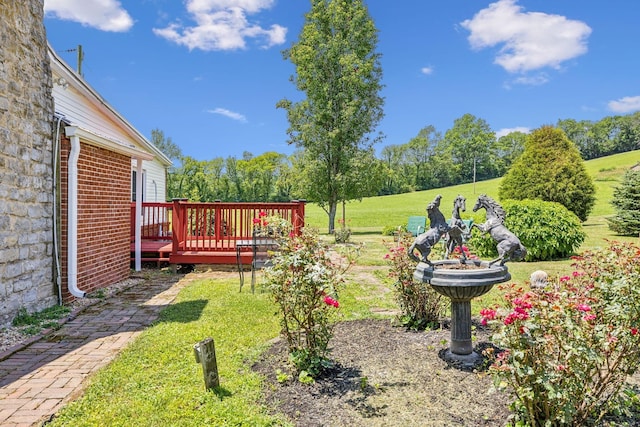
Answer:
[76,45,84,77]
[62,45,84,77]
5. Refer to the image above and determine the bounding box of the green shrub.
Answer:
[381,224,400,236]
[482,241,640,426]
[468,199,585,261]
[607,169,640,236]
[499,126,596,221]
[384,234,446,330]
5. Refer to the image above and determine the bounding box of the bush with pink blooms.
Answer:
[482,241,640,426]
[263,228,356,379]
[384,234,446,330]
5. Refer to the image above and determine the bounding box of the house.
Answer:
[49,45,172,302]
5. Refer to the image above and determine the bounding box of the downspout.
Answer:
[66,127,86,298]
[134,158,143,271]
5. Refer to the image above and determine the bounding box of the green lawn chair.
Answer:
[406,216,426,236]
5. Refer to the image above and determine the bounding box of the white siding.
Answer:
[132,158,167,202]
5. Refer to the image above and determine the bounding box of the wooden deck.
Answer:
[130,200,304,266]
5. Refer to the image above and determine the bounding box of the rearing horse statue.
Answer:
[471,194,527,266]
[408,195,449,265]
[444,195,468,260]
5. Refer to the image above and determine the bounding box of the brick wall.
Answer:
[60,138,131,302]
[0,1,57,325]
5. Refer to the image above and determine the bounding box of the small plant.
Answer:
[12,305,71,335]
[381,225,399,236]
[275,369,290,383]
[384,234,446,330]
[263,228,353,379]
[334,218,351,243]
[481,241,640,426]
[297,370,315,385]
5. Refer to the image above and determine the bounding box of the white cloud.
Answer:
[153,0,286,51]
[460,0,591,74]
[496,127,530,138]
[421,66,434,75]
[44,0,134,32]
[207,107,247,122]
[608,96,640,113]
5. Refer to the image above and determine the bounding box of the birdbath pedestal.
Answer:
[414,259,511,369]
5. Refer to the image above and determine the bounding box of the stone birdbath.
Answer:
[409,194,526,369]
[414,259,510,368]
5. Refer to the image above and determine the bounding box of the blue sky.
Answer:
[44,0,640,161]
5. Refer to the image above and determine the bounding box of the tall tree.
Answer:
[442,114,497,184]
[494,131,526,176]
[150,128,182,164]
[406,125,441,190]
[277,0,384,233]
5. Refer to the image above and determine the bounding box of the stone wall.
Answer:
[0,1,57,325]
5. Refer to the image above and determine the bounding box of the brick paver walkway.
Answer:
[0,275,188,427]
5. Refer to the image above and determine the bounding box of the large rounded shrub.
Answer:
[468,199,585,261]
[499,126,596,221]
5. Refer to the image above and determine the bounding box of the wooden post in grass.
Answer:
[193,337,219,390]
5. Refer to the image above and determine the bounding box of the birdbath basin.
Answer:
[414,259,511,368]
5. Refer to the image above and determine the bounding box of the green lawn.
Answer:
[49,150,640,426]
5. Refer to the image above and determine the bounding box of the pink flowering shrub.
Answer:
[263,228,355,379]
[253,211,292,237]
[384,234,446,330]
[482,241,640,426]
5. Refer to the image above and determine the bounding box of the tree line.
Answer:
[152,111,640,203]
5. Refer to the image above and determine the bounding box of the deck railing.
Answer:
[131,199,306,254]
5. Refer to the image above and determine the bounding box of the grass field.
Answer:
[303,150,640,233]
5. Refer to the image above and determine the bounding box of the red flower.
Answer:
[323,296,339,308]
[576,304,591,312]
[253,218,261,224]
[480,308,496,326]
[632,328,639,336]
[259,211,267,217]
[560,276,571,282]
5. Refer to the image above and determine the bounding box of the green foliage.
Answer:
[482,241,640,426]
[499,126,596,221]
[263,228,354,378]
[12,305,71,335]
[607,169,640,236]
[381,224,399,236]
[277,0,384,233]
[442,113,498,183]
[384,234,446,330]
[468,199,585,261]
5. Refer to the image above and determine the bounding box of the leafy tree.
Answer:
[441,114,497,184]
[607,169,640,236]
[406,126,441,190]
[493,131,526,176]
[615,112,640,154]
[277,0,384,233]
[151,128,182,164]
[499,126,596,221]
